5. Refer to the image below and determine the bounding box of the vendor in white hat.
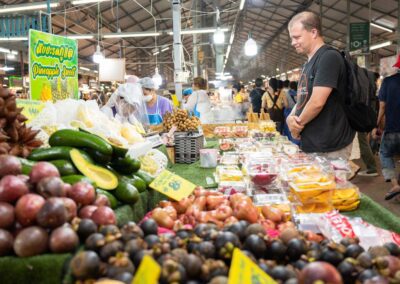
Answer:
[139,77,173,125]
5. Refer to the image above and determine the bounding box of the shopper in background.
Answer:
[262,78,284,133]
[283,81,300,144]
[182,88,193,103]
[249,78,264,114]
[372,55,400,200]
[287,11,355,159]
[140,77,173,125]
[184,77,213,123]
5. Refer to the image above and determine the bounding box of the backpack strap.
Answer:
[267,91,280,110]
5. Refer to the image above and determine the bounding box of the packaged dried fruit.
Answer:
[289,181,335,204]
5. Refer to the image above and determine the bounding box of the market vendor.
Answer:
[139,77,173,125]
[183,77,213,123]
[182,88,193,103]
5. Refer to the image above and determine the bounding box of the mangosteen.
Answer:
[198,241,216,259]
[99,240,124,261]
[169,237,183,250]
[358,269,379,282]
[308,241,322,252]
[160,259,187,284]
[132,249,152,268]
[225,222,247,241]
[307,249,322,260]
[269,265,291,282]
[241,250,257,262]
[194,223,217,239]
[338,260,357,284]
[114,272,133,284]
[357,252,373,268]
[120,221,144,241]
[99,224,120,237]
[85,233,106,251]
[368,246,390,258]
[70,250,101,280]
[106,253,135,278]
[208,276,228,284]
[140,219,158,236]
[292,259,308,270]
[268,240,287,261]
[285,278,298,284]
[183,253,203,279]
[187,241,200,254]
[125,238,147,261]
[176,229,193,240]
[239,220,250,229]
[243,234,267,259]
[319,247,344,266]
[258,261,273,275]
[77,219,98,242]
[340,237,358,247]
[345,244,364,259]
[287,238,307,261]
[244,223,265,238]
[144,234,160,249]
[383,242,400,256]
[215,232,240,260]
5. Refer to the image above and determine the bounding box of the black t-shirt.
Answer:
[250,87,264,113]
[295,45,355,153]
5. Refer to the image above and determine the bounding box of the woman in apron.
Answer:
[140,77,173,125]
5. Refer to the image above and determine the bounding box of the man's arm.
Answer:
[286,104,303,139]
[298,86,331,125]
[372,101,385,139]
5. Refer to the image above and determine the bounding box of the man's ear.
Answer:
[312,28,318,39]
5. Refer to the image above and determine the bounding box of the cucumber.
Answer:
[61,175,94,185]
[28,146,75,161]
[49,129,113,156]
[110,156,141,175]
[48,160,78,176]
[96,189,119,209]
[18,158,36,175]
[134,170,155,187]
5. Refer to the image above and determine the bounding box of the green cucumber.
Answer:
[28,146,75,161]
[134,170,155,187]
[49,160,78,176]
[18,158,36,175]
[96,189,119,209]
[110,156,141,175]
[61,175,94,186]
[49,129,113,155]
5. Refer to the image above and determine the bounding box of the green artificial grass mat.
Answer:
[0,253,71,284]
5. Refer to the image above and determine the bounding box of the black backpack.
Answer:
[314,47,377,132]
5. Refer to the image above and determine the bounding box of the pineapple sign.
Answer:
[29,29,79,101]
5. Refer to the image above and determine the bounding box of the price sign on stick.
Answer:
[132,255,161,284]
[150,169,196,201]
[229,249,277,284]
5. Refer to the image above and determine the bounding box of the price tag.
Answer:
[146,134,163,148]
[16,99,45,123]
[132,255,161,284]
[149,169,196,201]
[228,249,277,284]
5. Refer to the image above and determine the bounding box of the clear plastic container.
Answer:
[220,152,240,165]
[219,138,235,151]
[289,181,335,204]
[293,201,334,214]
[214,126,232,138]
[218,169,244,182]
[247,162,279,187]
[232,125,248,137]
[199,149,218,168]
[332,182,360,209]
[218,181,247,195]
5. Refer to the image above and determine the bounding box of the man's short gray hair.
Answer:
[288,11,322,36]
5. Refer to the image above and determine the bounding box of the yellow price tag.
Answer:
[229,249,277,284]
[132,255,161,284]
[149,169,196,201]
[16,99,45,123]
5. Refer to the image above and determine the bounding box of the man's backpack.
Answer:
[313,47,377,132]
[340,50,377,132]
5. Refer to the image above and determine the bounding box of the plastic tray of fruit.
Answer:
[214,126,232,138]
[219,139,235,151]
[218,181,247,195]
[292,201,335,214]
[332,182,360,206]
[220,152,240,165]
[246,163,279,186]
[289,181,335,204]
[232,126,248,137]
[217,168,244,182]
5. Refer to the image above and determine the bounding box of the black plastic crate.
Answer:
[174,132,204,163]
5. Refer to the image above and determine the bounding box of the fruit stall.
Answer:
[0,88,400,284]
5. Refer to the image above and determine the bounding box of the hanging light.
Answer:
[213,28,225,45]
[244,34,257,56]
[93,44,104,64]
[152,67,162,89]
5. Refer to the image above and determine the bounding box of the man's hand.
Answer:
[371,128,382,140]
[287,115,304,139]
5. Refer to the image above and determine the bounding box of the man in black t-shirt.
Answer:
[249,78,264,114]
[287,11,355,159]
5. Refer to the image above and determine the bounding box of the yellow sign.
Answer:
[132,255,161,284]
[16,99,45,123]
[228,249,277,284]
[149,169,196,201]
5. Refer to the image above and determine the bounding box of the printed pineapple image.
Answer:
[40,84,52,101]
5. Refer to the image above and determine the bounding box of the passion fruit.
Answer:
[49,226,79,253]
[0,229,13,256]
[70,250,101,280]
[13,226,48,257]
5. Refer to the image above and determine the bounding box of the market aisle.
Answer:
[353,156,400,217]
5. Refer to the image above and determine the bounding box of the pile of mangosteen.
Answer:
[70,218,400,284]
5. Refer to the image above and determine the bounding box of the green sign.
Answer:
[350,22,370,53]
[29,29,78,101]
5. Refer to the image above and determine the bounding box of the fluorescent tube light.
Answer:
[239,0,245,10]
[370,41,392,50]
[153,51,160,56]
[287,70,292,74]
[67,35,94,39]
[0,37,28,41]
[79,67,90,71]
[0,2,59,14]
[0,66,14,71]
[370,22,393,33]
[168,27,229,35]
[161,47,169,52]
[103,32,160,38]
[71,0,109,5]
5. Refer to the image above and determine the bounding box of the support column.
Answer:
[46,0,52,33]
[192,0,199,77]
[172,0,183,101]
[346,0,350,51]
